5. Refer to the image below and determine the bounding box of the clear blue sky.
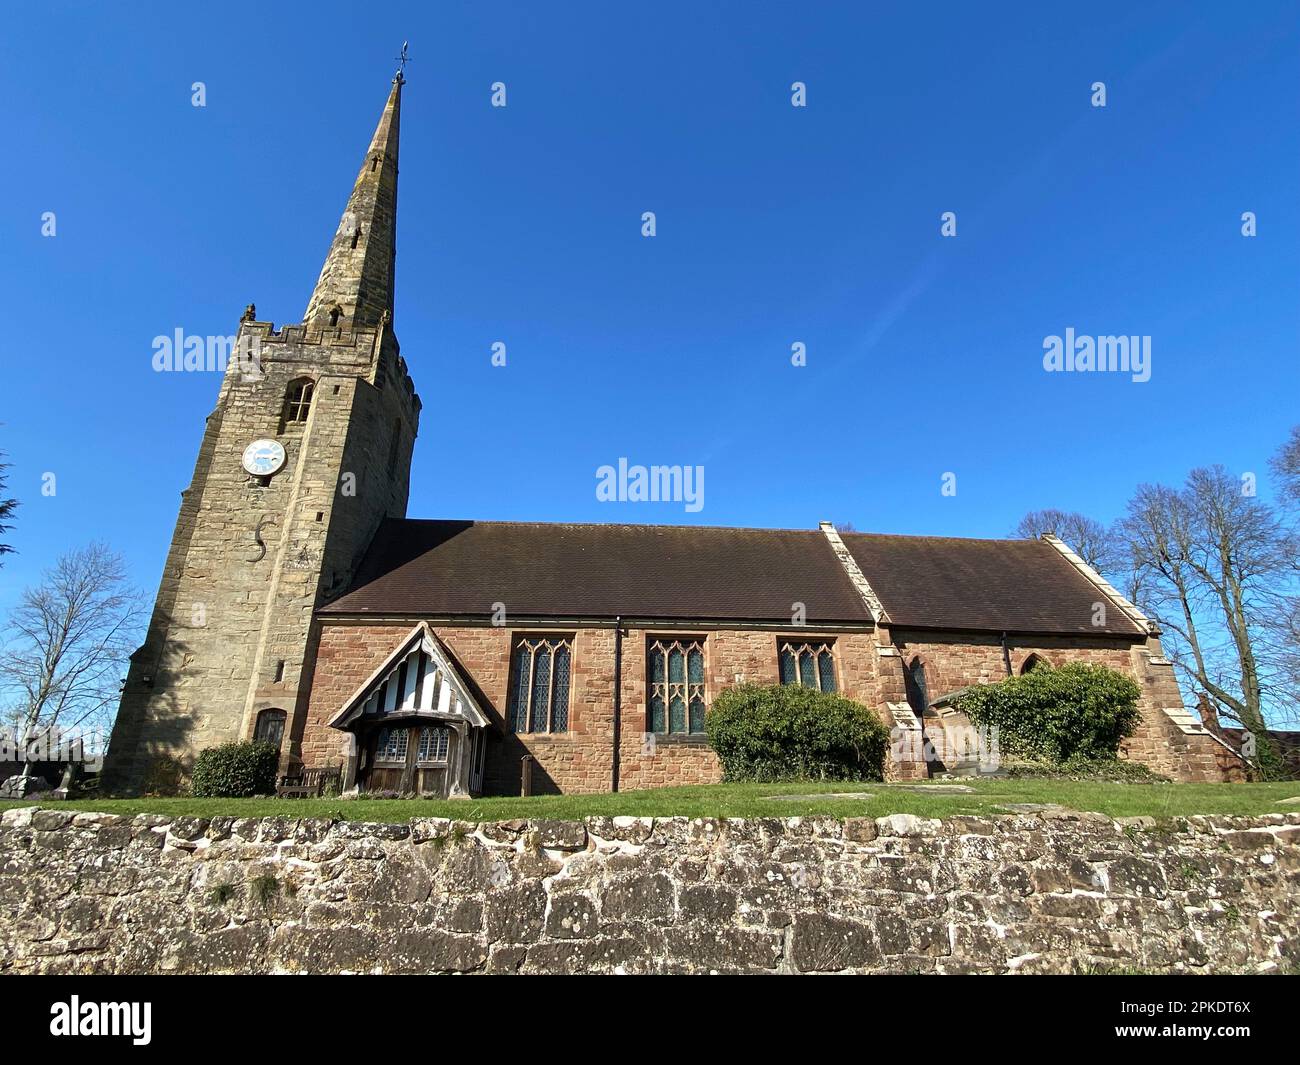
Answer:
[1,0,1297,612]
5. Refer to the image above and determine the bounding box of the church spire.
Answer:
[304,73,403,330]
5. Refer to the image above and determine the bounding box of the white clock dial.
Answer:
[242,439,287,478]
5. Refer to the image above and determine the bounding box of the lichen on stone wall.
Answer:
[0,807,1295,974]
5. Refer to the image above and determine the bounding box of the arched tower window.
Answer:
[329,306,342,327]
[282,378,315,429]
[254,707,286,750]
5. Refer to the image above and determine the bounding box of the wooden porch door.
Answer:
[362,724,456,797]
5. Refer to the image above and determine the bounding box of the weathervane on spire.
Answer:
[394,41,410,83]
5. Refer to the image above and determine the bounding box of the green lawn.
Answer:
[3,778,1299,823]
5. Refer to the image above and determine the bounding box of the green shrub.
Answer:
[190,740,279,798]
[956,662,1141,764]
[705,683,889,782]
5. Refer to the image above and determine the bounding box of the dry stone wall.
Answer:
[1,807,1295,974]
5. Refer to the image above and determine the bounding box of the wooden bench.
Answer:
[276,765,342,799]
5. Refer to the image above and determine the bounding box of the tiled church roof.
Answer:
[837,533,1142,635]
[321,518,1144,637]
[322,519,868,623]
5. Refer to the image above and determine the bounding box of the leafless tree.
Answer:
[0,449,16,564]
[1268,425,1300,722]
[1116,466,1294,775]
[0,544,144,758]
[1013,508,1118,573]
[1270,425,1300,506]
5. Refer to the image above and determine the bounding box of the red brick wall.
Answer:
[297,619,1240,794]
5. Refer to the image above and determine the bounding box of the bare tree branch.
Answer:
[1013,508,1119,574]
[0,544,144,749]
[1115,464,1297,776]
[0,446,17,563]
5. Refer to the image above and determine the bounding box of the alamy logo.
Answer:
[152,329,263,380]
[1042,328,1151,383]
[596,458,704,513]
[0,725,105,770]
[49,997,151,1045]
[891,723,1001,772]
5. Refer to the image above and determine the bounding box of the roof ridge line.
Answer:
[386,516,1048,544]
[388,517,831,534]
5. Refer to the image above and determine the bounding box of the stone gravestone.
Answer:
[0,771,53,800]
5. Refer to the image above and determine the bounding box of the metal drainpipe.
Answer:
[1000,632,1014,677]
[611,616,623,792]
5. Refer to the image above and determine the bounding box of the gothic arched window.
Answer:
[254,707,286,750]
[904,657,930,717]
[1020,654,1051,675]
[507,635,573,733]
[282,378,315,427]
[777,640,837,693]
[648,637,707,734]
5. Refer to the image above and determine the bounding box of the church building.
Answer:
[102,74,1244,796]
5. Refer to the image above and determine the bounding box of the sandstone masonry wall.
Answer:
[2,807,1294,975]
[887,629,1239,783]
[303,621,1238,796]
[105,318,420,793]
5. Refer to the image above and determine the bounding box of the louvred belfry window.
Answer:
[508,636,573,733]
[648,638,706,734]
[778,640,837,693]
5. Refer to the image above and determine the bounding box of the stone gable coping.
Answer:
[1041,533,1153,635]
[819,521,890,624]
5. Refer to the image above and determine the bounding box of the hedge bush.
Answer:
[190,740,279,798]
[705,683,889,782]
[955,662,1141,764]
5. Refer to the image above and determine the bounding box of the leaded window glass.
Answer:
[417,725,449,764]
[374,726,408,764]
[778,640,837,693]
[507,636,573,733]
[648,638,706,734]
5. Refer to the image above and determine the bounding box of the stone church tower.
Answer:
[103,75,421,791]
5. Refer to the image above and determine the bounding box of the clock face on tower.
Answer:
[241,439,287,478]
